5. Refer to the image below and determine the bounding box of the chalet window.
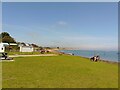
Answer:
[1,48,3,50]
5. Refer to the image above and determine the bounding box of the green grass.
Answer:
[2,55,118,88]
[6,51,53,55]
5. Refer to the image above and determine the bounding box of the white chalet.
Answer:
[0,43,9,52]
[19,43,33,52]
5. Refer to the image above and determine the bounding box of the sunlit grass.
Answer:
[2,55,118,88]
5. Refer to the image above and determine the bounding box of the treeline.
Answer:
[0,32,60,52]
[0,32,43,52]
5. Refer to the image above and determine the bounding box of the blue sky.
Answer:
[2,2,118,50]
[1,0,119,2]
[0,2,1,31]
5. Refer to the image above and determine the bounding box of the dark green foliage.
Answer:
[0,32,10,38]
[2,36,16,43]
[0,32,16,43]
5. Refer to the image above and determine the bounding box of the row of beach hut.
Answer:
[0,42,35,53]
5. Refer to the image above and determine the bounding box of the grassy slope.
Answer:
[2,55,118,88]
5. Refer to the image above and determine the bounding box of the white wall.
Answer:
[0,43,5,53]
[20,46,33,52]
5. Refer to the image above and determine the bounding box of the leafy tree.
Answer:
[0,32,10,38]
[2,36,16,43]
[0,32,16,43]
[0,38,2,43]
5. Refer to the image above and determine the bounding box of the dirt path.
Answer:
[9,54,58,57]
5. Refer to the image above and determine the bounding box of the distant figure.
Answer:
[90,55,100,62]
[96,55,100,62]
[90,56,96,61]
[2,53,8,60]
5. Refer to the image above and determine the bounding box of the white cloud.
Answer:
[51,21,68,30]
[57,21,67,25]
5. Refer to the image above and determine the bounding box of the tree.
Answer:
[2,36,16,43]
[0,32,10,38]
[0,32,16,43]
[0,38,2,43]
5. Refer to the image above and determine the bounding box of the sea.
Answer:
[59,50,119,62]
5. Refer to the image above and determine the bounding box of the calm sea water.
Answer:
[59,50,119,62]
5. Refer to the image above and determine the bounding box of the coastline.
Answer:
[54,49,119,64]
[80,56,118,64]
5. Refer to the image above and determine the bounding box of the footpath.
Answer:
[9,54,58,57]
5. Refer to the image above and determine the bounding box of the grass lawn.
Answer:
[6,51,53,55]
[2,55,118,88]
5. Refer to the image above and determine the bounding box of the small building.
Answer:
[19,43,34,52]
[0,43,5,52]
[0,43,9,52]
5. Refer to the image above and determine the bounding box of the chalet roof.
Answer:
[0,43,9,46]
[31,44,40,48]
[0,43,17,46]
[19,43,33,47]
